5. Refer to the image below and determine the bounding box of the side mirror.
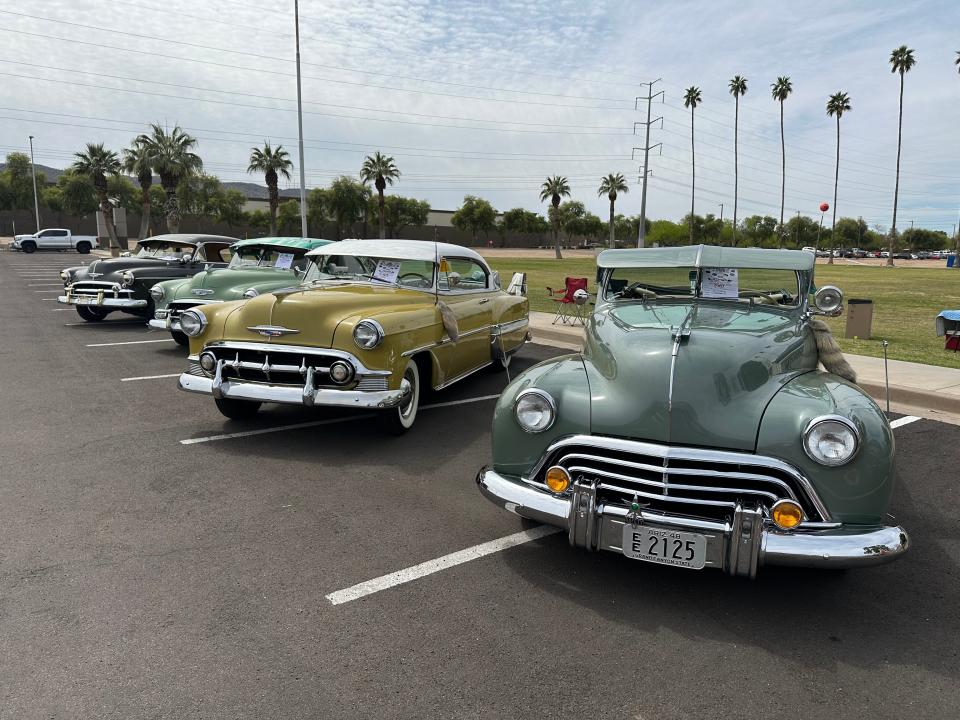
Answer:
[506,272,527,297]
[814,285,843,316]
[120,251,131,258]
[180,253,192,265]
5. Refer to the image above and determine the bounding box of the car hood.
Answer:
[73,257,173,282]
[171,267,299,299]
[219,283,434,346]
[584,302,818,451]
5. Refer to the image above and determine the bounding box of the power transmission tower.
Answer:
[633,79,664,248]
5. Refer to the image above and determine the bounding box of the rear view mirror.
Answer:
[507,272,527,297]
[180,253,192,265]
[814,285,843,316]
[491,270,501,289]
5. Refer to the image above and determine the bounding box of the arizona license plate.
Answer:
[74,295,97,304]
[622,525,707,570]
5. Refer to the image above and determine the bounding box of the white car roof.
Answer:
[306,239,488,267]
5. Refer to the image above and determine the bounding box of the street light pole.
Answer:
[294,0,308,238]
[28,135,40,232]
[718,203,724,223]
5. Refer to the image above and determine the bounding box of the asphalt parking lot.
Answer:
[1,250,958,719]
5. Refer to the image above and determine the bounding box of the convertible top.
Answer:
[598,245,815,271]
[140,233,240,246]
[231,237,331,252]
[307,239,489,267]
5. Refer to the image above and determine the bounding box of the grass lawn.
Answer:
[487,257,960,369]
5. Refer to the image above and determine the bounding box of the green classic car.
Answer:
[477,245,908,577]
[148,237,330,345]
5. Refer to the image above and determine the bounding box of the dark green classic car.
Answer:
[477,245,908,577]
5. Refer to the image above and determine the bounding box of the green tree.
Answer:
[217,189,247,228]
[324,176,370,240]
[834,217,869,248]
[276,200,302,235]
[901,227,948,252]
[647,219,688,247]
[2,152,47,214]
[368,195,430,237]
[306,187,328,233]
[451,195,497,244]
[247,209,271,236]
[784,214,821,249]
[359,152,400,239]
[887,45,916,267]
[147,185,166,235]
[54,170,98,217]
[741,215,779,246]
[136,124,202,233]
[728,75,747,245]
[72,143,122,254]
[597,172,629,249]
[176,173,225,230]
[826,91,852,265]
[771,76,793,247]
[683,86,702,243]
[539,175,571,258]
[122,140,154,241]
[501,208,549,236]
[247,141,293,237]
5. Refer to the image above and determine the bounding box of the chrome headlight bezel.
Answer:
[243,288,259,299]
[150,284,165,301]
[120,270,135,287]
[514,389,557,433]
[353,319,384,350]
[179,309,207,337]
[802,415,860,466]
[59,270,71,283]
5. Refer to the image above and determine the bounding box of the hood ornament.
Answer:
[247,325,300,338]
[191,288,215,296]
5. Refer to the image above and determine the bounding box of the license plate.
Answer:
[622,524,706,570]
[75,296,97,304]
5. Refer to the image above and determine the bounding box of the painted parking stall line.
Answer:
[87,338,174,347]
[27,283,64,286]
[120,373,181,382]
[325,526,563,606]
[890,415,921,429]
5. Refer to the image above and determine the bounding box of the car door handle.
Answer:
[479,298,491,304]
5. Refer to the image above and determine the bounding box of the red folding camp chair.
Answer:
[547,277,589,325]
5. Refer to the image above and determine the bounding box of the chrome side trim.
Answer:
[526,434,832,522]
[432,361,493,391]
[491,317,530,335]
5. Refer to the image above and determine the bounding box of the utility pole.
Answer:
[633,79,663,248]
[795,210,801,248]
[28,135,40,232]
[294,0,308,238]
[718,203,724,223]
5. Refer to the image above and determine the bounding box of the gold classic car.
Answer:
[177,240,530,433]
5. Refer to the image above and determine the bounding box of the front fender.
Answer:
[154,278,190,309]
[491,354,591,478]
[757,370,895,524]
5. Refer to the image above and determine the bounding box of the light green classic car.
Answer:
[148,237,330,345]
[478,245,908,577]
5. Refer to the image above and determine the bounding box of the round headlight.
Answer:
[121,271,135,287]
[803,416,859,466]
[59,270,70,282]
[150,285,165,301]
[199,351,217,375]
[329,360,353,385]
[514,389,556,433]
[243,288,259,299]
[353,319,384,350]
[179,309,207,337]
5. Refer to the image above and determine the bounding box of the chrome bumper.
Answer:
[57,294,147,308]
[476,467,909,577]
[178,370,407,410]
[148,318,181,332]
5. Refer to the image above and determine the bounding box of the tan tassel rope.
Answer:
[809,318,857,383]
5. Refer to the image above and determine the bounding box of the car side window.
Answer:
[440,258,488,293]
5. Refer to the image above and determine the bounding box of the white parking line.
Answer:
[87,338,173,347]
[326,526,563,605]
[27,283,63,286]
[120,373,181,382]
[34,290,61,293]
[64,320,145,327]
[890,415,921,429]
[178,393,501,445]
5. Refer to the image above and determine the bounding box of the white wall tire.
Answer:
[378,358,420,434]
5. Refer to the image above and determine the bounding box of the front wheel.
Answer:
[377,358,420,434]
[21,241,36,254]
[76,305,109,322]
[170,330,189,347]
[214,398,262,420]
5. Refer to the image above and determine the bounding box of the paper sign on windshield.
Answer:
[275,252,295,270]
[701,268,738,298]
[372,259,402,283]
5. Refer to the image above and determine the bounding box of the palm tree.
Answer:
[771,76,793,248]
[360,152,400,239]
[539,175,571,259]
[72,143,122,255]
[597,173,629,249]
[247,142,293,237]
[826,91,852,265]
[955,51,960,268]
[683,87,702,243]
[122,140,154,241]
[728,76,747,245]
[136,124,202,233]
[886,45,917,268]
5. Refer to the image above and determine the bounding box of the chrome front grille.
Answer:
[537,437,827,524]
[208,344,362,389]
[70,281,133,298]
[167,300,199,319]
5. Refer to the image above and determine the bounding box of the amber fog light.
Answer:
[544,466,571,493]
[771,499,804,530]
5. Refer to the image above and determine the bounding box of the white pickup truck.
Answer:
[12,229,97,254]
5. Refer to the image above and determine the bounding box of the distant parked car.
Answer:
[801,246,816,254]
[916,251,931,260]
[12,228,97,254]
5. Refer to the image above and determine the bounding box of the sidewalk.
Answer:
[528,311,960,419]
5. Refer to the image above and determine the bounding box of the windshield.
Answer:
[605,266,801,307]
[137,242,194,260]
[304,254,436,289]
[227,246,309,271]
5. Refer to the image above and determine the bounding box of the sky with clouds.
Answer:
[1,0,958,232]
